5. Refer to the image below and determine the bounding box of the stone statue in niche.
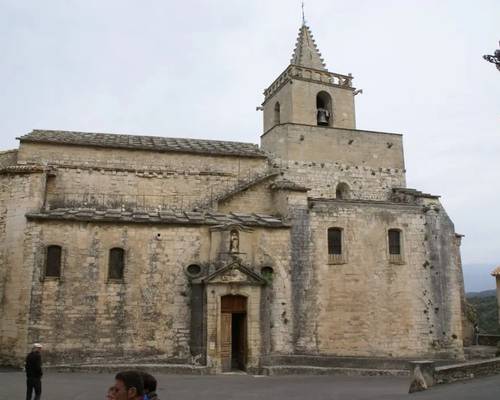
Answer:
[229,230,239,253]
[317,108,330,126]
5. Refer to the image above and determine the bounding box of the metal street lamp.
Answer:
[483,41,500,71]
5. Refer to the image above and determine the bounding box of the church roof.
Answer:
[26,208,289,228]
[18,130,267,158]
[290,24,327,71]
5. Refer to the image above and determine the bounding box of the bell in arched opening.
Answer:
[316,91,332,126]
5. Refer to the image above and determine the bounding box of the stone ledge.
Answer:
[262,365,409,377]
[45,363,210,375]
[409,357,500,392]
[435,357,500,384]
[261,354,425,370]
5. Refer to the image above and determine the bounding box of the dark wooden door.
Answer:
[221,313,232,372]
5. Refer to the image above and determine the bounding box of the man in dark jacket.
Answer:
[25,343,43,400]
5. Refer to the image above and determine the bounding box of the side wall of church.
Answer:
[0,172,46,365]
[291,200,463,359]
[17,220,292,364]
[18,143,270,211]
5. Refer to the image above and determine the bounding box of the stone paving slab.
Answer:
[1,371,500,400]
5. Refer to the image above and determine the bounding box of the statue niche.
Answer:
[229,229,240,253]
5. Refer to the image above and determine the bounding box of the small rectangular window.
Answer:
[388,230,401,255]
[327,228,345,264]
[388,229,404,264]
[45,245,62,278]
[108,248,125,280]
[328,228,342,255]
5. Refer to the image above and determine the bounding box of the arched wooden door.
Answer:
[221,295,247,371]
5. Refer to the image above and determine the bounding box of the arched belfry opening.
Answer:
[316,91,332,126]
[336,182,350,199]
[274,102,281,125]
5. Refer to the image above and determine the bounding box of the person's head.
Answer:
[32,343,42,352]
[140,372,157,394]
[112,371,144,400]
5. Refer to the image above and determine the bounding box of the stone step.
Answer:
[261,355,413,370]
[262,365,409,377]
[46,363,209,375]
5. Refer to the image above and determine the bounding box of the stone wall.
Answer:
[0,171,46,365]
[291,199,463,359]
[18,142,268,173]
[8,218,291,365]
[0,150,17,168]
[261,124,405,201]
[279,158,404,201]
[218,180,277,215]
[17,142,270,211]
[262,124,404,169]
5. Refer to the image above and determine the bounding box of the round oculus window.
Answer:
[186,264,202,276]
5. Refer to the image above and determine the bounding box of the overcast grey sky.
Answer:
[1,0,499,290]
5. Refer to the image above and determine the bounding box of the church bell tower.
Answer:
[261,23,356,133]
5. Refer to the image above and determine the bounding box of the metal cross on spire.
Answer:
[301,1,306,26]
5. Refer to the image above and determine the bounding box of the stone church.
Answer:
[0,23,466,373]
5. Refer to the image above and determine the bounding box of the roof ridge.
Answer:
[24,129,260,147]
[18,130,267,158]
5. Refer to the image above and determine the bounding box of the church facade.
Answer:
[0,24,466,372]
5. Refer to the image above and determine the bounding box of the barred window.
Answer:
[388,229,401,255]
[108,248,125,280]
[45,245,62,278]
[328,228,342,255]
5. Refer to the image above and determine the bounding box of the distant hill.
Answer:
[467,289,496,299]
[466,291,500,335]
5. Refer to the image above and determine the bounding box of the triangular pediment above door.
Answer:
[201,261,266,286]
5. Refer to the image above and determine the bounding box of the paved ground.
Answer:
[2,370,500,400]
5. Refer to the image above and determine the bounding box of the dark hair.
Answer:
[115,371,144,396]
[141,372,157,393]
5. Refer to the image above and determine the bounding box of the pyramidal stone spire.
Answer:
[290,24,327,71]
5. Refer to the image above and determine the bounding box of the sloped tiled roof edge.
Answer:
[26,209,290,228]
[18,130,268,158]
[0,165,46,175]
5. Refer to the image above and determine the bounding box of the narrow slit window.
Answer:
[108,248,125,280]
[274,102,281,125]
[388,229,401,255]
[45,245,62,278]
